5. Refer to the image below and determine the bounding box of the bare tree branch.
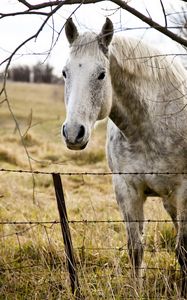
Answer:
[18,0,32,8]
[111,0,187,47]
[0,11,48,19]
[4,0,187,48]
[18,0,65,10]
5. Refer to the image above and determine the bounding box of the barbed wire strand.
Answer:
[0,167,187,175]
[0,219,186,225]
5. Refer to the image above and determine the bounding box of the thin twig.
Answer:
[159,0,167,28]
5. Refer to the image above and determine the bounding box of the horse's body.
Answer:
[62,18,187,297]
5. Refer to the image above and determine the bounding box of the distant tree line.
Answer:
[8,62,61,84]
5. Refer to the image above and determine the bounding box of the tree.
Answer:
[33,62,54,83]
[8,65,30,82]
[8,63,55,83]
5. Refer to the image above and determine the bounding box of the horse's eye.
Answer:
[98,72,105,80]
[62,70,66,78]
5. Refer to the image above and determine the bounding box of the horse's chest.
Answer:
[107,124,156,172]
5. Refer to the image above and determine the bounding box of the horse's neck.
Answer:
[109,74,187,149]
[108,41,187,156]
[109,72,154,142]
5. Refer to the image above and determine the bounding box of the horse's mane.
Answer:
[110,36,186,85]
[70,32,187,86]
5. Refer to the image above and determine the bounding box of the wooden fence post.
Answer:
[52,173,81,299]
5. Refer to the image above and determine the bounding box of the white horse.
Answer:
[62,18,187,297]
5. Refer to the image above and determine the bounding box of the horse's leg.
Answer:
[176,181,187,298]
[113,175,145,279]
[162,197,178,230]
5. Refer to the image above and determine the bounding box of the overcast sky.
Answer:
[0,0,184,75]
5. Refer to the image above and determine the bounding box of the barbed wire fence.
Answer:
[0,2,187,299]
[0,168,184,299]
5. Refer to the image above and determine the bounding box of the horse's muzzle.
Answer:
[62,123,88,151]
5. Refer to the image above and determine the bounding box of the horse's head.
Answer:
[62,18,114,150]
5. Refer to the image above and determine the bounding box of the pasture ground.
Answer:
[0,82,181,299]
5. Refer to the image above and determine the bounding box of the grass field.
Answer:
[0,81,181,299]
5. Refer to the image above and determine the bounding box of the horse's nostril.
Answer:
[62,124,67,139]
[62,124,86,145]
[76,125,85,141]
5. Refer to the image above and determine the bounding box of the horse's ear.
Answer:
[65,18,79,44]
[99,17,114,48]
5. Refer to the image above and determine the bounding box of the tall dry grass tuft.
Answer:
[0,147,20,166]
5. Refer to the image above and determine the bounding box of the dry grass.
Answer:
[0,81,181,299]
